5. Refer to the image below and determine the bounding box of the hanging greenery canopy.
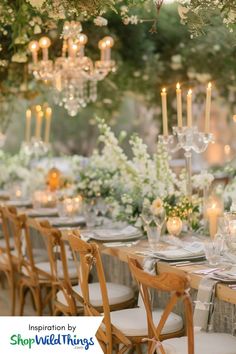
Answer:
[0,1,236,132]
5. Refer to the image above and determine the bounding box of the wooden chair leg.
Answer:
[135,343,143,354]
[0,272,6,289]
[9,274,16,316]
[19,284,27,316]
[32,287,43,316]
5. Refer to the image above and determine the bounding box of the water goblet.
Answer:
[141,205,153,226]
[153,208,166,236]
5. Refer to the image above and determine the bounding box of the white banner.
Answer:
[0,316,103,353]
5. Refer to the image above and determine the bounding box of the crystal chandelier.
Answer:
[28,21,115,116]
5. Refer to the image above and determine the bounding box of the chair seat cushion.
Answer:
[56,282,134,308]
[0,238,14,250]
[163,332,236,354]
[110,307,183,337]
[22,260,77,279]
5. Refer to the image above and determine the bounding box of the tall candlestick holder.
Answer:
[20,137,51,158]
[173,126,213,197]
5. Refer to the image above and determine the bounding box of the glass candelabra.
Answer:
[21,137,51,158]
[159,126,213,197]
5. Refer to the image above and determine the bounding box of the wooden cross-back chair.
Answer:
[68,232,184,354]
[68,233,130,354]
[0,206,25,315]
[128,257,194,354]
[19,217,78,316]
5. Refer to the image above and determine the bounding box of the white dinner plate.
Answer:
[5,200,32,207]
[49,216,86,227]
[26,208,59,217]
[84,226,143,242]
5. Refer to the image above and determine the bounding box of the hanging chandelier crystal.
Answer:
[28,21,115,116]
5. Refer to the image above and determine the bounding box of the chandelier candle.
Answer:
[39,36,51,61]
[176,83,183,128]
[187,89,192,127]
[28,41,39,64]
[78,33,88,57]
[44,107,52,143]
[161,88,168,136]
[205,82,212,133]
[25,109,32,143]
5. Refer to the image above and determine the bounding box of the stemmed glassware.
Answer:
[141,205,166,249]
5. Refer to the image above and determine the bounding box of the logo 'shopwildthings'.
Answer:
[1,317,103,353]
[10,333,95,350]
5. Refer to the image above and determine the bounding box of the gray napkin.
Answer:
[193,277,218,331]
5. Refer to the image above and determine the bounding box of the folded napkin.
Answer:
[153,245,204,260]
[211,266,236,282]
[193,277,217,331]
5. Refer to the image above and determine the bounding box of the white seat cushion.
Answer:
[163,332,236,354]
[110,308,183,336]
[0,238,14,249]
[22,260,77,279]
[56,282,134,308]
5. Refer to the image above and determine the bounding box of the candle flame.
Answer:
[26,109,31,119]
[187,89,192,95]
[162,88,166,93]
[208,82,212,89]
[176,83,180,90]
[35,105,41,113]
[46,107,52,117]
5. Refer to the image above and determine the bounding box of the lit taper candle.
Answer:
[25,109,32,143]
[187,89,192,128]
[44,107,52,143]
[205,82,212,133]
[176,83,183,128]
[161,88,168,136]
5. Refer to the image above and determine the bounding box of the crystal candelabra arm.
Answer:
[158,134,181,153]
[173,125,213,199]
[192,131,213,153]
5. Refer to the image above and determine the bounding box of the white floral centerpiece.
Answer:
[75,118,206,230]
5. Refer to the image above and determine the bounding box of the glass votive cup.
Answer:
[203,239,221,266]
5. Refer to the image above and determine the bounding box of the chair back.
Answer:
[25,217,78,313]
[68,231,114,353]
[128,258,194,354]
[0,206,26,269]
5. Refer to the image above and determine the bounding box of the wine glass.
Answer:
[141,205,153,226]
[153,208,166,234]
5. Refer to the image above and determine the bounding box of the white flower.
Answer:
[11,52,27,63]
[28,0,45,9]
[151,198,164,215]
[94,16,108,27]
[195,73,211,84]
[34,24,41,34]
[178,5,189,20]
[192,172,214,190]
